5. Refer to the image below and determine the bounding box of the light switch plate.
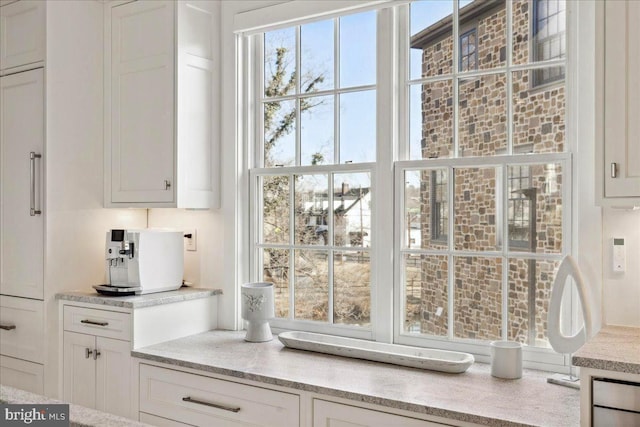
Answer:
[612,237,625,273]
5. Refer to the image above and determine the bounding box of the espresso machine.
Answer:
[94,229,184,295]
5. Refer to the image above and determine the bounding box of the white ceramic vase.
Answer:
[241,282,275,342]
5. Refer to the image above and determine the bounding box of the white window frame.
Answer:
[247,6,396,341]
[241,0,583,372]
[395,1,574,370]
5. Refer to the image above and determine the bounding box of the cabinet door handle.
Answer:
[85,348,93,359]
[182,397,241,413]
[165,179,171,190]
[30,152,42,216]
[80,319,109,327]
[0,322,16,331]
[611,162,618,178]
[93,349,101,360]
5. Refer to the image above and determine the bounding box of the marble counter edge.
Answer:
[131,349,537,427]
[572,356,640,375]
[56,288,222,308]
[572,326,640,375]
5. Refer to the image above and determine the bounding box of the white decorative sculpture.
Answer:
[547,255,594,388]
[241,282,275,342]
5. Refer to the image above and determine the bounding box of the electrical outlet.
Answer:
[185,229,197,251]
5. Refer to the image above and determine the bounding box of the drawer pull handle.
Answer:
[0,323,16,331]
[85,348,93,359]
[182,397,241,413]
[80,319,109,327]
[93,349,101,360]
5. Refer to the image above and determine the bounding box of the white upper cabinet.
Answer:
[598,0,640,203]
[105,0,219,208]
[0,0,45,72]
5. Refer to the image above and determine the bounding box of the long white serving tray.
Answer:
[278,331,474,373]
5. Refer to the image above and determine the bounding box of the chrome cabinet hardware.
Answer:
[0,322,16,331]
[29,152,42,216]
[85,348,93,359]
[611,162,618,178]
[80,319,109,327]
[93,349,101,360]
[165,179,171,190]
[181,397,241,413]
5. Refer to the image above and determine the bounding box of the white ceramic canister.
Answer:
[490,341,523,379]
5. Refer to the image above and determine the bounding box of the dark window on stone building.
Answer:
[430,170,448,242]
[532,0,566,86]
[508,165,533,250]
[459,28,477,72]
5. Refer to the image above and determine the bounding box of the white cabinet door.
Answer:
[603,1,640,198]
[63,331,97,410]
[313,400,447,427]
[0,0,45,71]
[109,0,175,204]
[0,68,44,299]
[96,336,132,419]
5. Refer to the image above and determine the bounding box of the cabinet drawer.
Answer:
[139,364,299,427]
[0,355,43,394]
[593,378,640,412]
[0,296,44,363]
[64,305,131,341]
[593,406,640,426]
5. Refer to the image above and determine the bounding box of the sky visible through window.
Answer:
[265,1,473,180]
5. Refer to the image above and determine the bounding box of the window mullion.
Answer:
[452,0,460,159]
[328,173,335,325]
[447,165,455,340]
[289,174,295,320]
[506,0,514,155]
[295,26,301,166]
[501,165,509,341]
[334,17,341,164]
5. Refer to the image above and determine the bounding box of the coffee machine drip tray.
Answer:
[93,284,141,296]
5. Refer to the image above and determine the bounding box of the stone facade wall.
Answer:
[415,0,565,346]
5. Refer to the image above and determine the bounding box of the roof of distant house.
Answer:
[410,0,504,49]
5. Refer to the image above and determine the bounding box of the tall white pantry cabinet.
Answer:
[0,0,147,397]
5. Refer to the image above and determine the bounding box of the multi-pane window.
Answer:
[532,0,566,86]
[459,29,477,72]
[508,165,532,250]
[255,12,376,329]
[249,0,572,360]
[430,170,448,242]
[404,0,568,348]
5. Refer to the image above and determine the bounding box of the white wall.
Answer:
[44,1,147,397]
[602,208,640,326]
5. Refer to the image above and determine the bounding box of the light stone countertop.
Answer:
[573,325,640,374]
[0,385,151,427]
[56,287,222,309]
[132,330,579,427]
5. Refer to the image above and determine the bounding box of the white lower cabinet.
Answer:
[63,331,132,418]
[139,364,300,427]
[313,399,449,427]
[62,304,133,418]
[0,355,44,394]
